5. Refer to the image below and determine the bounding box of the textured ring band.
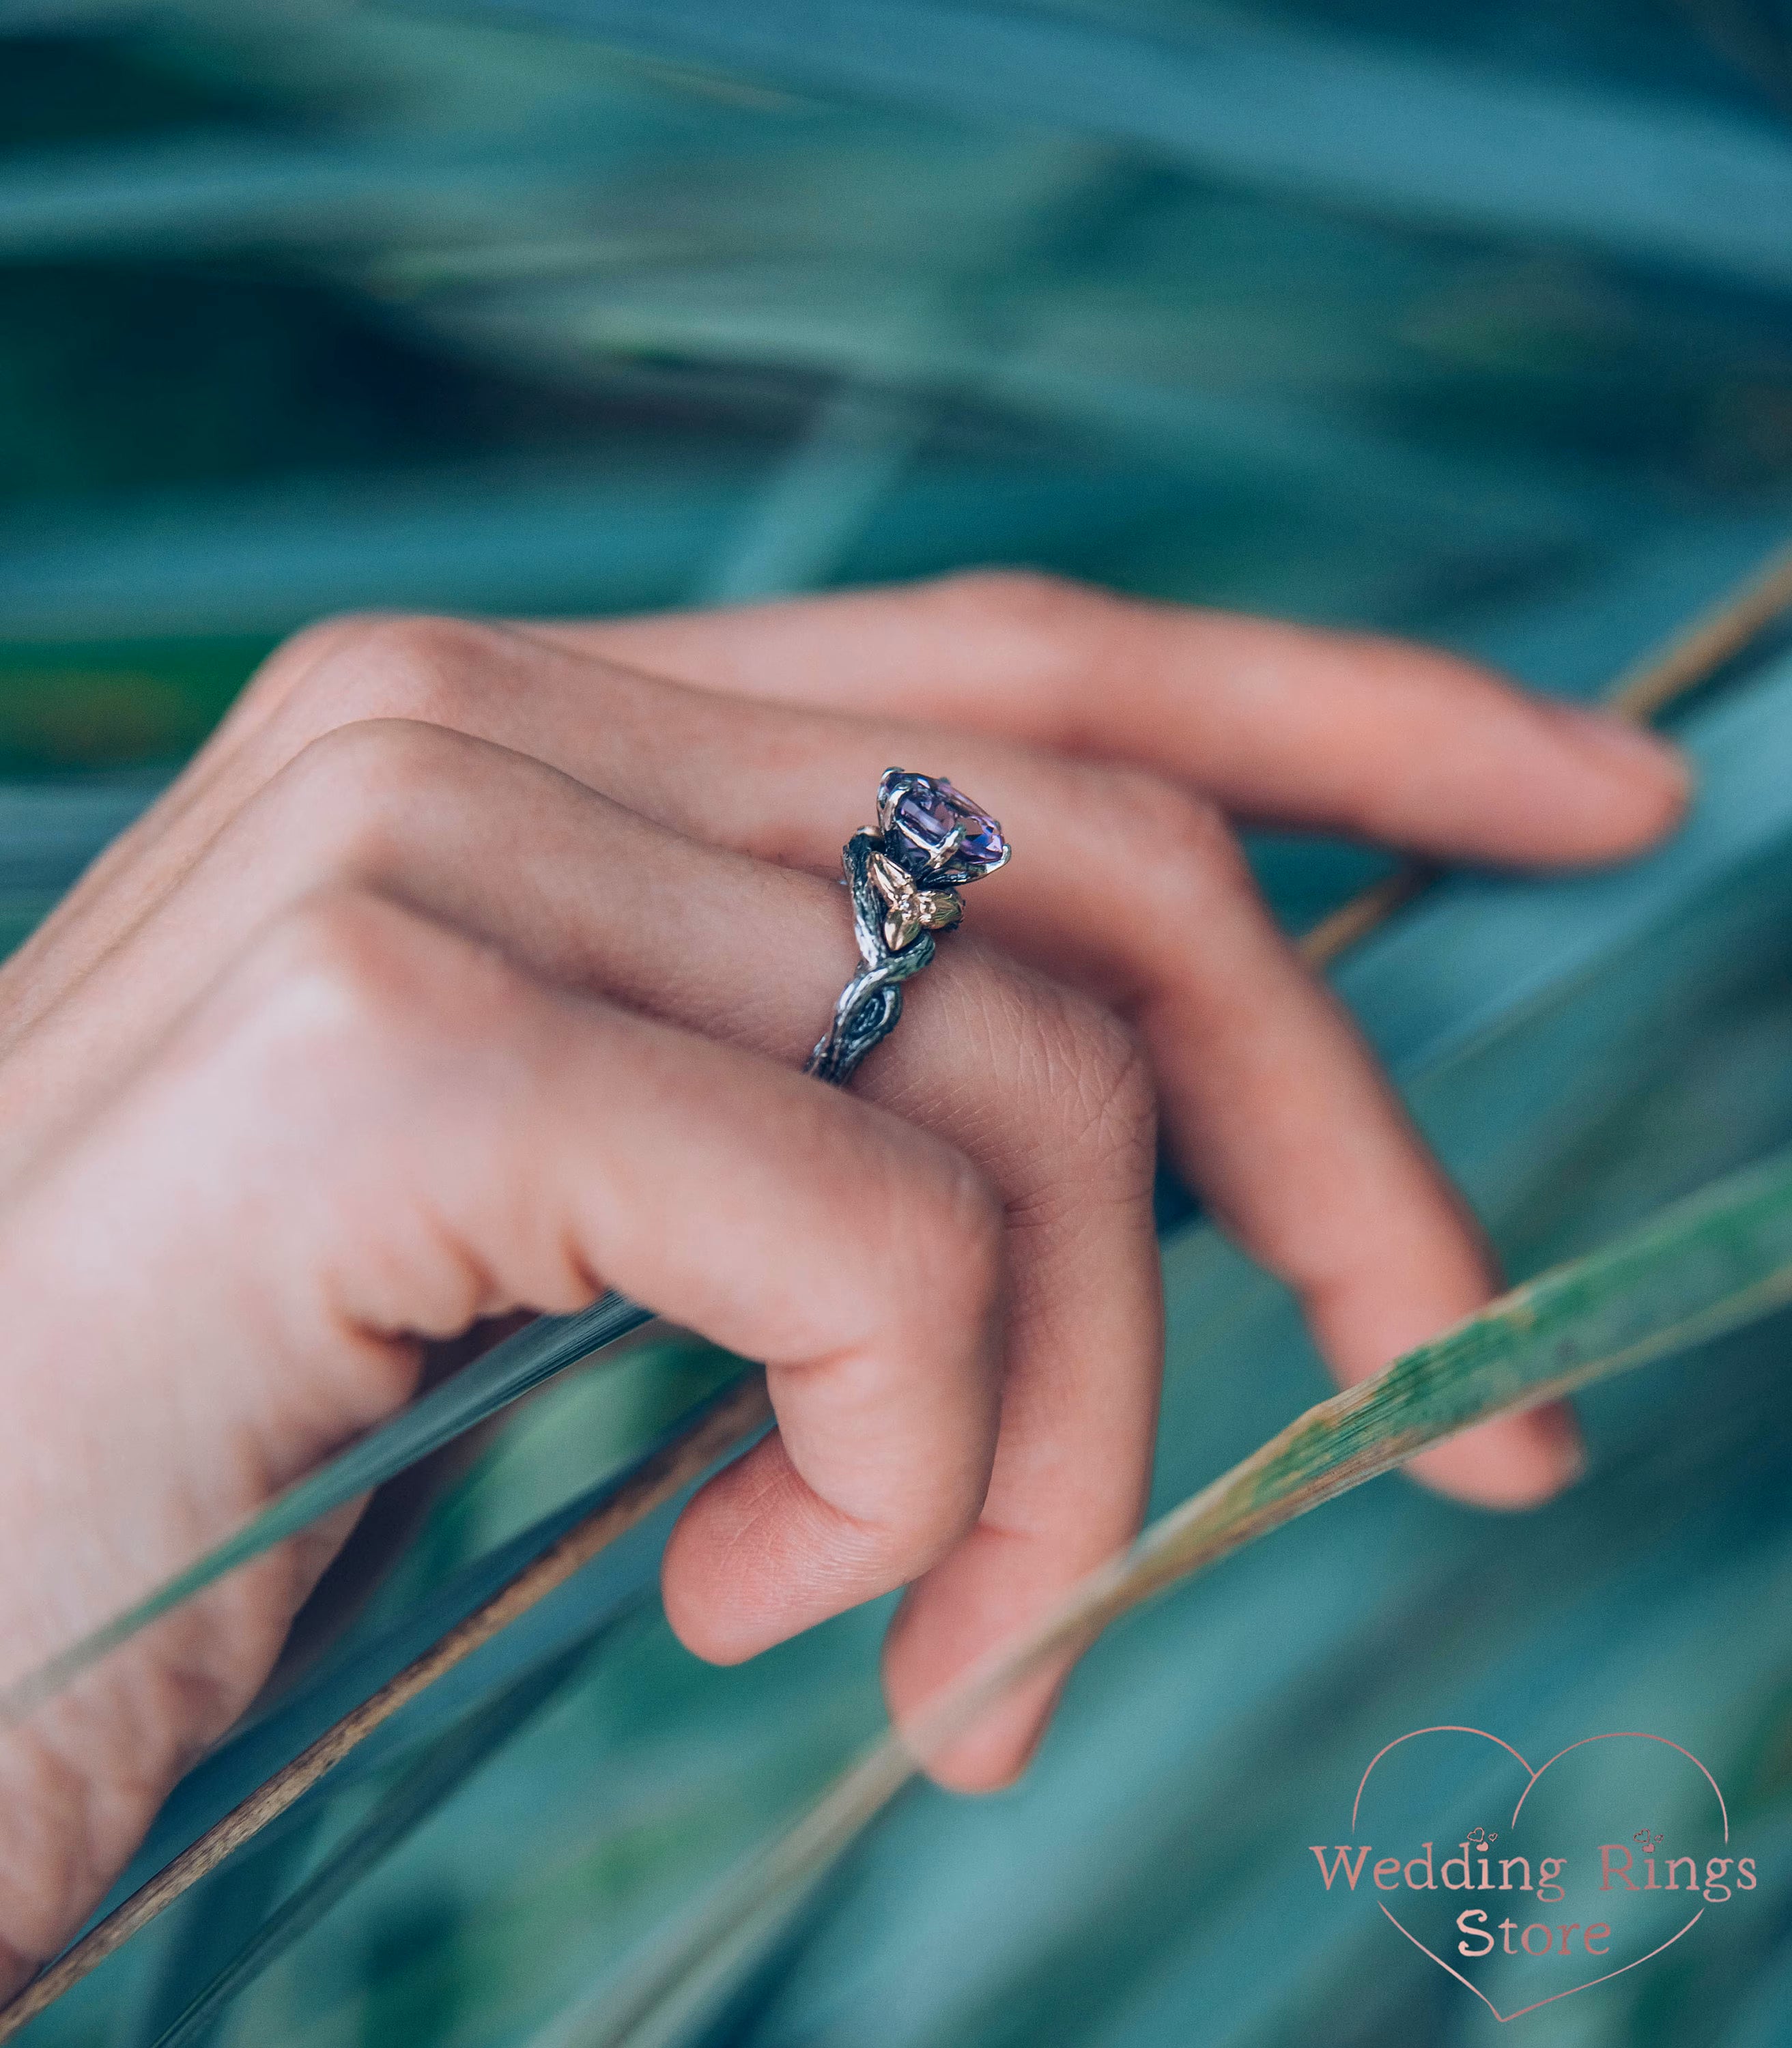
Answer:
[805,767,1012,1086]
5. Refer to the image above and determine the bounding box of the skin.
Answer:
[0,571,1686,1993]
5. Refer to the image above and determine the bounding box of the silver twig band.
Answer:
[806,768,1011,1087]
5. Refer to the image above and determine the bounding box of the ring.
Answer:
[806,768,1011,1085]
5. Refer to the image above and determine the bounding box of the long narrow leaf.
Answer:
[460,0,1792,293]
[107,1370,765,1901]
[144,1604,651,2048]
[560,1140,1792,2048]
[0,1291,653,1727]
[122,1811,331,2048]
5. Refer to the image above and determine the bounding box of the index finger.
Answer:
[520,571,1688,867]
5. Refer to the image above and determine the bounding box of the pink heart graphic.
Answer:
[1352,1726,1728,2023]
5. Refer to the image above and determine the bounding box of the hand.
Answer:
[0,573,1684,1989]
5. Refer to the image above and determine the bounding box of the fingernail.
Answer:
[1541,700,1692,791]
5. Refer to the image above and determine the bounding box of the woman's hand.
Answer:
[0,573,1685,1991]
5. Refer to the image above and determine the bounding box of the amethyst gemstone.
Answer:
[889,776,1008,875]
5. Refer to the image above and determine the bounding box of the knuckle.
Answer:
[239,610,414,724]
[1131,774,1240,883]
[253,610,400,684]
[270,612,502,743]
[256,717,470,883]
[924,568,1120,682]
[918,573,1130,733]
[930,567,1108,629]
[1041,765,1245,913]
[1115,774,1253,924]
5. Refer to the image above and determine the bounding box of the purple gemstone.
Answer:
[890,776,1008,874]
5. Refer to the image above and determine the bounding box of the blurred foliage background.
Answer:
[7,3,1792,2046]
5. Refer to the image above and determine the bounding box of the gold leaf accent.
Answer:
[883,907,924,951]
[867,849,913,905]
[868,848,962,951]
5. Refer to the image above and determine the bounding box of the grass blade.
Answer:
[561,1141,1792,2048]
[122,1809,332,2048]
[144,1608,649,2048]
[0,1292,655,1730]
[461,0,1792,294]
[0,1374,769,2047]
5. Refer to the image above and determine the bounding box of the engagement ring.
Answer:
[806,769,1010,1085]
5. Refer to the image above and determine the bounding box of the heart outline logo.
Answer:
[1352,1726,1728,2023]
